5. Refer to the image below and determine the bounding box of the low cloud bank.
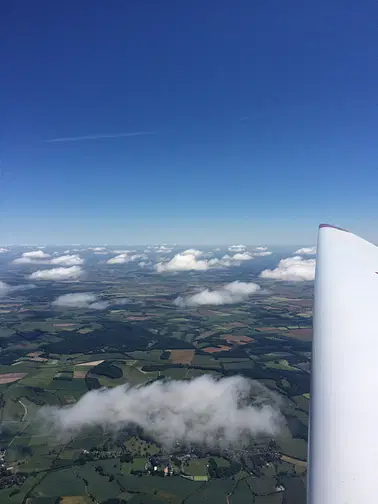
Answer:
[38,375,283,449]
[175,281,261,307]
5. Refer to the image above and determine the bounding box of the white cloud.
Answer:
[23,250,51,259]
[228,244,247,252]
[107,252,147,265]
[13,251,84,266]
[156,251,210,272]
[156,248,257,272]
[52,293,109,310]
[12,250,51,264]
[260,256,316,281]
[180,249,203,257]
[130,254,148,261]
[253,251,272,257]
[106,254,130,264]
[0,248,9,253]
[255,246,268,251]
[154,245,173,254]
[50,255,84,266]
[175,281,261,307]
[38,375,283,450]
[29,266,84,281]
[231,252,254,261]
[295,246,317,255]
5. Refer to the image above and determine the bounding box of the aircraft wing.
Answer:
[308,224,378,503]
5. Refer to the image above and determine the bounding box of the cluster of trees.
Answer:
[207,458,241,479]
[85,376,101,390]
[0,467,25,490]
[92,361,123,379]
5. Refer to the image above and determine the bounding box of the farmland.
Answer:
[0,255,313,504]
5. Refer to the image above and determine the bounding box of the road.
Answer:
[18,399,28,422]
[280,454,307,467]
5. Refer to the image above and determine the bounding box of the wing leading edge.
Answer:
[308,224,378,504]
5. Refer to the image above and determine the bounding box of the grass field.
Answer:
[264,359,299,371]
[20,366,60,387]
[122,364,157,385]
[183,458,208,477]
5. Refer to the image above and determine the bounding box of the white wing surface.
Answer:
[308,224,378,504]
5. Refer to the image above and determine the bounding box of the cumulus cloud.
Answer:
[156,248,256,273]
[50,255,84,266]
[38,375,283,450]
[255,246,267,251]
[14,250,52,263]
[295,246,317,255]
[253,251,272,257]
[231,252,254,261]
[52,293,109,310]
[130,254,148,261]
[0,248,9,253]
[260,256,316,281]
[107,253,147,265]
[52,294,135,310]
[13,252,84,266]
[23,250,51,259]
[28,266,84,281]
[180,249,203,257]
[153,245,173,254]
[175,281,261,307]
[156,251,210,272]
[107,254,130,264]
[228,244,247,252]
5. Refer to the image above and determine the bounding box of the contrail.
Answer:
[44,131,156,143]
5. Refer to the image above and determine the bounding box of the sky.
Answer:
[2,0,377,245]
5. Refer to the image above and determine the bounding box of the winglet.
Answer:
[319,223,350,233]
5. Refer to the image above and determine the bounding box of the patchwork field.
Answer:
[0,373,26,384]
[286,329,312,341]
[223,335,254,345]
[169,349,195,365]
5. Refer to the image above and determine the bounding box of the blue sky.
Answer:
[2,0,377,245]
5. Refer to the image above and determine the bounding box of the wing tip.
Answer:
[319,223,350,233]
